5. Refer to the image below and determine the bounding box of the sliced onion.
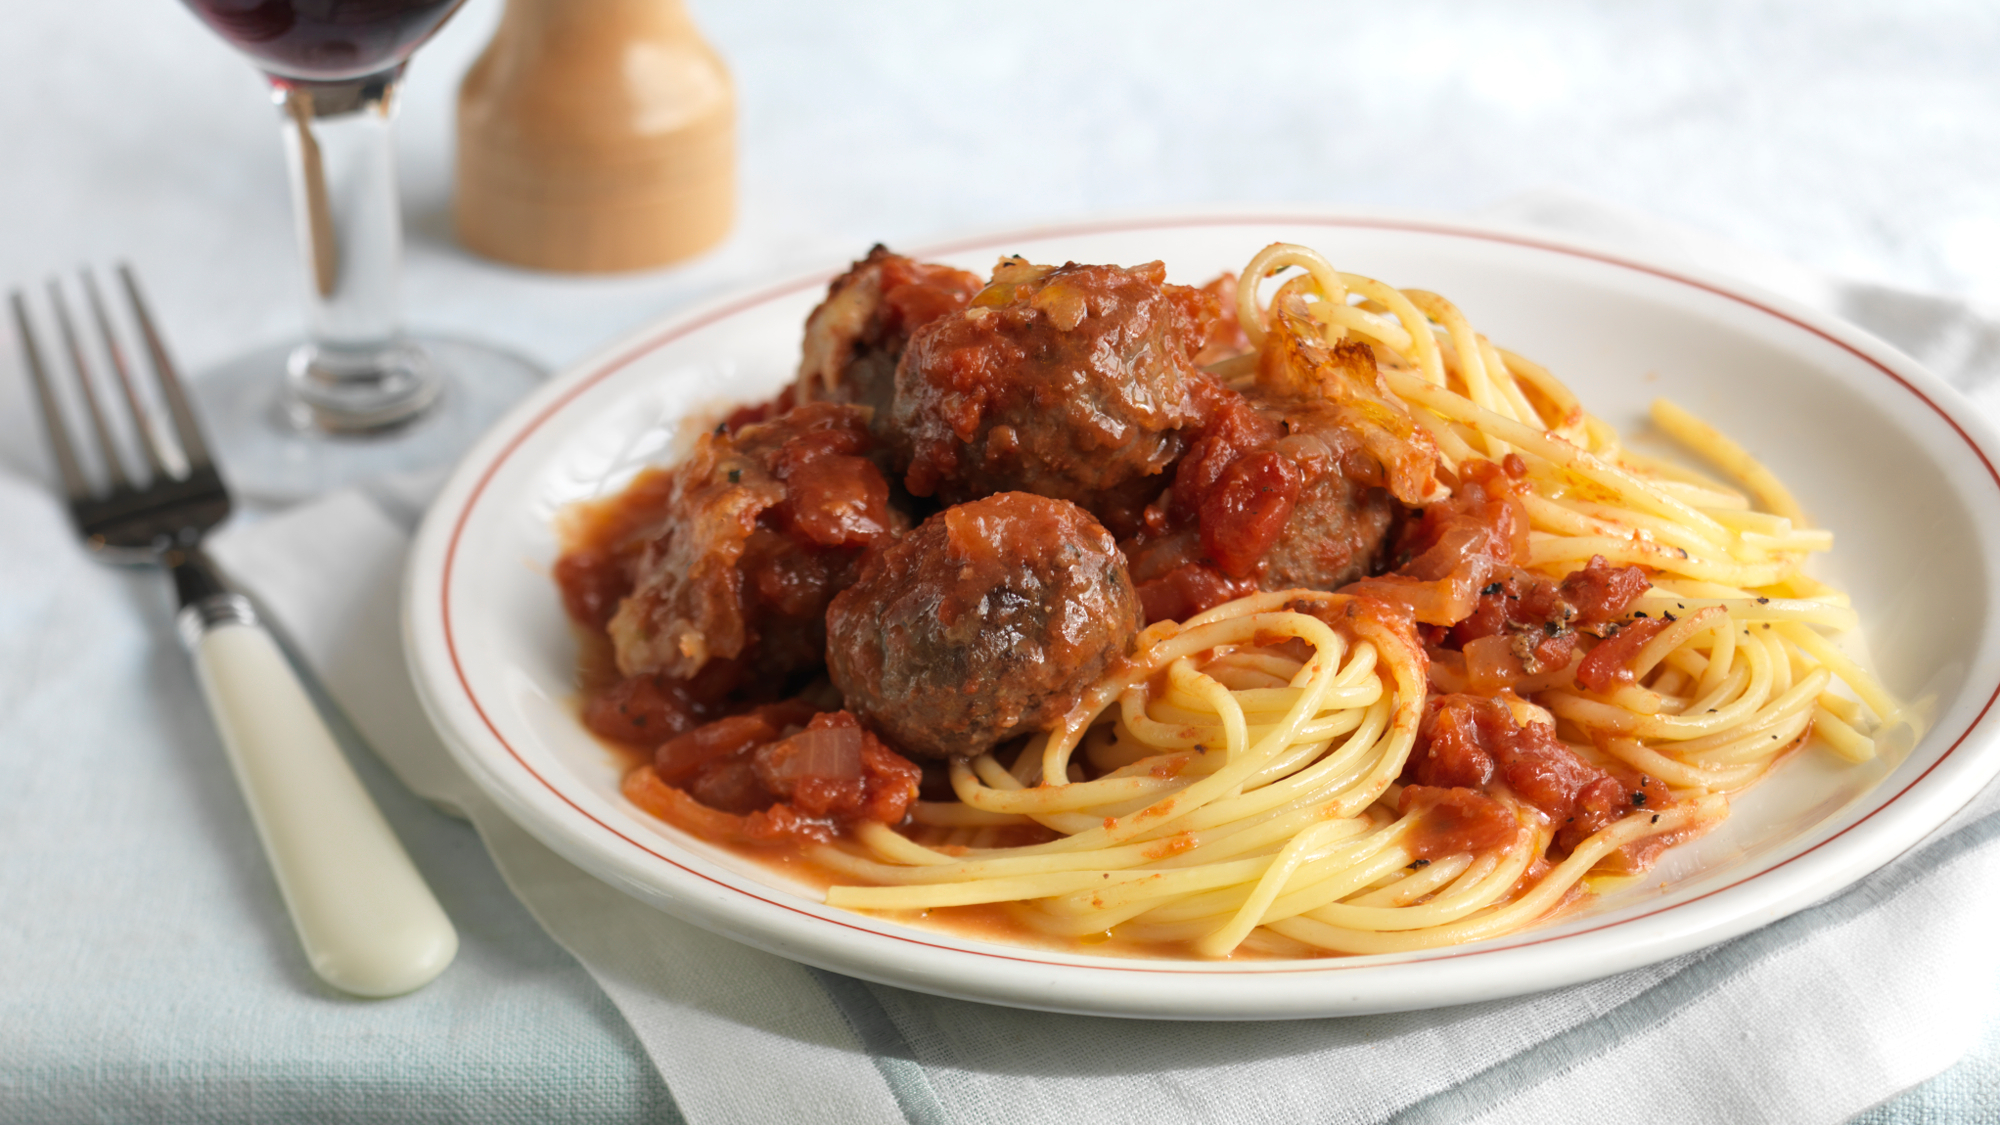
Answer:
[1463,635,1520,694]
[1404,524,1492,583]
[1342,571,1480,627]
[755,725,864,790]
[1427,646,1469,694]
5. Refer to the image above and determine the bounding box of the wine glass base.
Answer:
[189,334,546,504]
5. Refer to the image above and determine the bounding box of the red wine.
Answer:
[180,0,470,82]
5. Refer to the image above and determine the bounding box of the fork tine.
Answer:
[47,277,130,492]
[10,290,92,502]
[82,268,174,481]
[118,264,213,475]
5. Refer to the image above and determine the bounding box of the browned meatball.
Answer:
[1120,379,1398,623]
[886,258,1217,526]
[1252,392,1400,591]
[606,403,905,684]
[826,492,1141,760]
[797,246,983,416]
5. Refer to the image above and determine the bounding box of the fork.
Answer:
[11,266,457,998]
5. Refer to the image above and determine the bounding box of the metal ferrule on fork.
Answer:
[169,545,258,650]
[175,593,260,651]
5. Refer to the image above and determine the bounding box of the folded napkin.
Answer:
[208,198,2000,1125]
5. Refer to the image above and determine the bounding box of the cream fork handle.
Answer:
[188,618,458,997]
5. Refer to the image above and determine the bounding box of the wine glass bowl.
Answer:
[181,0,469,83]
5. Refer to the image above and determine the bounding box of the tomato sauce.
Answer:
[1405,694,1672,855]
[552,246,1717,957]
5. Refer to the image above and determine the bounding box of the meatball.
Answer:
[796,246,983,416]
[1251,392,1400,591]
[826,492,1141,760]
[1120,379,1399,623]
[1255,288,1444,508]
[605,402,904,684]
[886,258,1218,524]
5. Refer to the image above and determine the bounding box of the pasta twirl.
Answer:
[802,245,1894,956]
[582,242,1901,959]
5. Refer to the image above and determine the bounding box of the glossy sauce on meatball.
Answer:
[886,258,1218,530]
[797,245,984,416]
[582,403,904,694]
[1121,374,1400,625]
[826,492,1141,759]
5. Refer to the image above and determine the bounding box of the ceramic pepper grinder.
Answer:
[454,0,734,272]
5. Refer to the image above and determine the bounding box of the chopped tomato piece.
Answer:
[1400,785,1519,860]
[1576,617,1672,693]
[1134,562,1258,624]
[584,675,699,745]
[1198,451,1302,579]
[1559,555,1652,627]
[647,707,922,842]
[1405,694,1671,855]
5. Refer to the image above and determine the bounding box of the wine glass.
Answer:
[176,0,544,500]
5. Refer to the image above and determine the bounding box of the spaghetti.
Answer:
[597,242,1900,959]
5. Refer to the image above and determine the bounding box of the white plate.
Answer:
[404,212,2000,1019]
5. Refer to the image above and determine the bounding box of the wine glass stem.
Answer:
[271,72,440,433]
